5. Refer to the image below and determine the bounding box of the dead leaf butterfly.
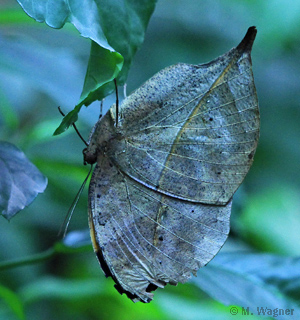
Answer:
[83,27,259,303]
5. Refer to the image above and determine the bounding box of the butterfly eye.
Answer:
[83,147,97,165]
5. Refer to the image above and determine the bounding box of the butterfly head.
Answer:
[83,111,117,165]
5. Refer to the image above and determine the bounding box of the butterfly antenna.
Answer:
[58,165,94,238]
[58,106,88,147]
[114,79,119,127]
[123,83,127,98]
[99,99,104,119]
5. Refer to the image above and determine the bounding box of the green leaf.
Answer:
[16,0,113,48]
[53,105,81,135]
[94,0,157,83]
[53,42,123,135]
[212,253,300,302]
[0,285,25,320]
[17,0,157,133]
[193,252,300,319]
[78,41,124,107]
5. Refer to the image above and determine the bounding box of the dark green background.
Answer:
[0,0,299,319]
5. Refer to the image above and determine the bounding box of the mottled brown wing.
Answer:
[88,155,231,303]
[110,27,259,205]
[86,27,258,303]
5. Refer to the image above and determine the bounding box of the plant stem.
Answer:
[0,247,56,271]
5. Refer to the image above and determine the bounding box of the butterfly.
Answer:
[83,26,259,303]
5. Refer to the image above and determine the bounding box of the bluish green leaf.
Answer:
[54,42,123,135]
[193,252,300,319]
[94,0,157,83]
[16,0,113,49]
[0,141,47,220]
[17,0,157,133]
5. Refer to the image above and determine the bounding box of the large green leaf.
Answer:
[17,0,157,133]
[79,41,124,106]
[193,252,300,319]
[54,43,123,135]
[94,0,157,83]
[17,0,117,49]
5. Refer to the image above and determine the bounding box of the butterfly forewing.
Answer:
[111,29,259,204]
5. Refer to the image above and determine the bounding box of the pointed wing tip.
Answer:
[237,26,257,54]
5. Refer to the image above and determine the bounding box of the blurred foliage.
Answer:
[16,0,157,134]
[0,0,300,319]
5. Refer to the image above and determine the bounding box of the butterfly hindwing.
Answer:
[110,27,259,205]
[88,155,231,302]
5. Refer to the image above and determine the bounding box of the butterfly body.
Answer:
[84,27,259,302]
